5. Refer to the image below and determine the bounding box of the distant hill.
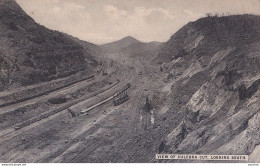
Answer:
[155,14,260,158]
[100,36,140,54]
[100,36,162,60]
[0,0,98,91]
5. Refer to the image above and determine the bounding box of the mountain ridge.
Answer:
[0,0,98,91]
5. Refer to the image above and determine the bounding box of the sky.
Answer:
[16,0,260,44]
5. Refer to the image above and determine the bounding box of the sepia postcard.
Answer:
[0,0,260,163]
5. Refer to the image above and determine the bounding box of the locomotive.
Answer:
[113,83,131,106]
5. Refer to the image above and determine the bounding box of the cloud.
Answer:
[103,5,128,23]
[48,2,91,25]
[184,10,203,19]
[104,5,127,16]
[134,7,176,20]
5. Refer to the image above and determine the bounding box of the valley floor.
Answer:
[0,52,169,162]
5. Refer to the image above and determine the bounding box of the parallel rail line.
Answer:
[0,75,95,108]
[13,80,120,130]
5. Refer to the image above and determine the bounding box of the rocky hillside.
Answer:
[0,0,98,91]
[155,14,260,160]
[64,33,102,60]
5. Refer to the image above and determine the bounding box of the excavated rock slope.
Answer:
[157,15,260,162]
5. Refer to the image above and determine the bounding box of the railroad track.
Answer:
[34,60,136,162]
[0,75,95,108]
[0,53,137,162]
[0,80,121,139]
[0,59,133,138]
[13,80,120,130]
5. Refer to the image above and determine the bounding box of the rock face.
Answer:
[157,15,260,160]
[0,0,97,91]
